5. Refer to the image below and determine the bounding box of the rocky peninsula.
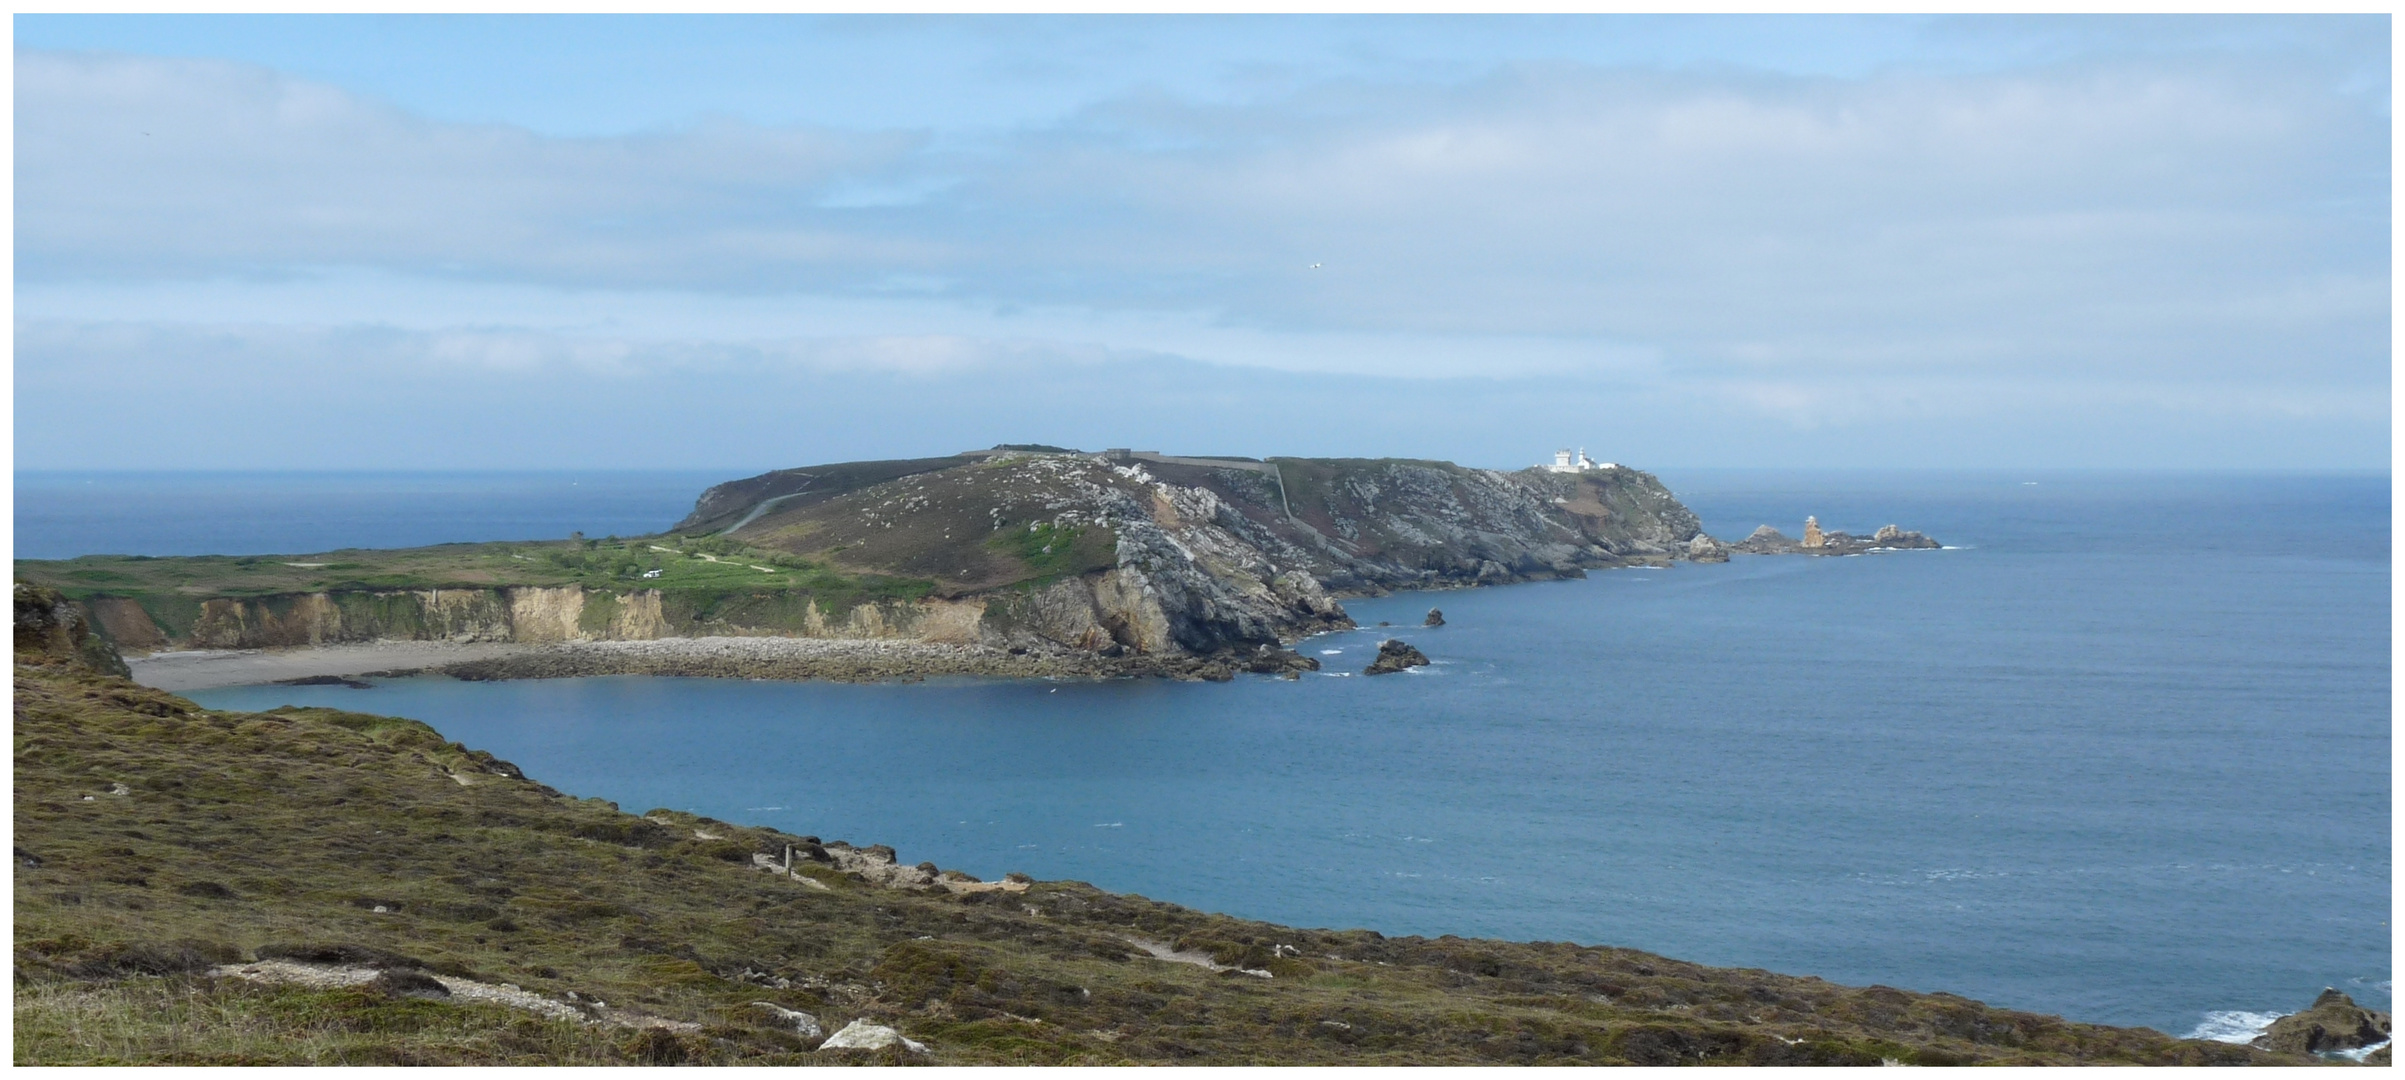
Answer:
[18,448,1942,689]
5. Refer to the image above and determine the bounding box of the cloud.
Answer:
[16,51,935,288]
[11,24,2389,469]
[16,320,2385,472]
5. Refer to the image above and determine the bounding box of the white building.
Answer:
[1542,448,1616,473]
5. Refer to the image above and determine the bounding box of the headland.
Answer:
[18,447,1946,690]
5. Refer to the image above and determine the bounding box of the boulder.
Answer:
[2252,989,2392,1055]
[1684,534,1731,563]
[750,1001,825,1040]
[1363,639,1430,676]
[1423,609,1445,627]
[819,1019,928,1054]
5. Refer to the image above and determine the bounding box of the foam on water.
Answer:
[2333,1041,2392,1062]
[2185,1010,2282,1044]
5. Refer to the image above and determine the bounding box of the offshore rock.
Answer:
[2253,989,2393,1055]
[1685,534,1731,563]
[1871,524,1942,550]
[1363,639,1430,676]
[1727,522,1941,557]
[1424,608,1445,627]
[1729,526,1798,555]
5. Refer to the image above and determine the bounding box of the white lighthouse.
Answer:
[1542,448,1614,473]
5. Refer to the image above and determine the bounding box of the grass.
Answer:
[985,521,1111,581]
[15,537,938,646]
[12,591,2309,1066]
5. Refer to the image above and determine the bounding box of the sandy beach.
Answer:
[123,634,1298,691]
[125,641,537,692]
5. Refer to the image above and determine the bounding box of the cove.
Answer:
[191,473,2390,1039]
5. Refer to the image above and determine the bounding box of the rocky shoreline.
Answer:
[127,635,1326,692]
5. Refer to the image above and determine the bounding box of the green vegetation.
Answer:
[986,521,1105,580]
[14,536,938,647]
[11,588,2307,1065]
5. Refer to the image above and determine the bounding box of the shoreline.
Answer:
[125,640,537,692]
[124,635,1317,692]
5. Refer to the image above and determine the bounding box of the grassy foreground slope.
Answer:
[13,587,2294,1065]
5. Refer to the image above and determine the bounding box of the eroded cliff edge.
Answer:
[18,450,1937,682]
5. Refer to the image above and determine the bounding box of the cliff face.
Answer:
[714,451,1710,659]
[14,583,130,677]
[85,586,992,654]
[35,451,1723,669]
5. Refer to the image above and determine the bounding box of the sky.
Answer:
[13,15,2392,473]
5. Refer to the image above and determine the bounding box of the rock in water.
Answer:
[819,1019,928,1054]
[1424,609,1445,627]
[1870,524,1941,550]
[1729,525,1797,555]
[2252,989,2393,1054]
[1363,639,1430,676]
[1685,533,1731,563]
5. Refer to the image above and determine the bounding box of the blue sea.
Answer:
[18,468,2390,1038]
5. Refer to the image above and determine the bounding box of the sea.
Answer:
[16,468,2391,1041]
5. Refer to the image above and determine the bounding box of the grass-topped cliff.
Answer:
[17,448,1719,672]
[12,585,2301,1065]
[14,534,935,653]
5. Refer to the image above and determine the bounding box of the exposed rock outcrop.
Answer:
[1871,524,1942,550]
[35,450,1944,683]
[1730,526,1798,554]
[1363,639,1431,676]
[1728,521,1941,557]
[14,583,130,677]
[1424,608,1445,627]
[2252,989,2392,1055]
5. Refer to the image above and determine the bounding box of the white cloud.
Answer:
[11,29,2388,468]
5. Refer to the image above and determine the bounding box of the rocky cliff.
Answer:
[703,450,1713,663]
[31,449,1949,680]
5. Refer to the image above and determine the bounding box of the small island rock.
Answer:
[1424,609,1445,627]
[2252,989,2392,1055]
[1363,639,1430,676]
[1871,524,1941,550]
[1729,525,1797,554]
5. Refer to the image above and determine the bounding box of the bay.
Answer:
[33,468,2388,1036]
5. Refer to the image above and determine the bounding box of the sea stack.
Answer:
[1363,639,1431,675]
[1424,608,1445,627]
[1801,516,1825,549]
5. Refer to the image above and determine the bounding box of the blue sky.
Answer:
[14,15,2391,471]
